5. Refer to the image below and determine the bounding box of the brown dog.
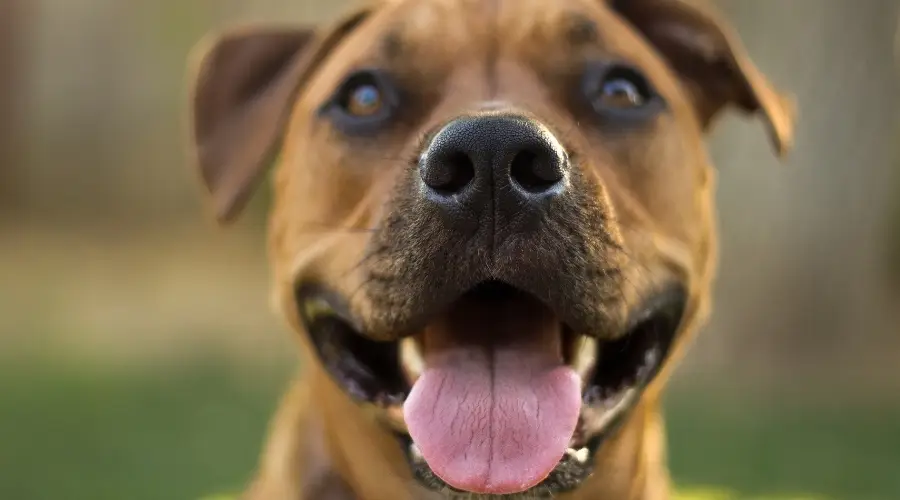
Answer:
[187,0,794,498]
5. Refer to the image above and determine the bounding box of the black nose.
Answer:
[418,114,568,208]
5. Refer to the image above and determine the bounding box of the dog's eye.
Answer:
[322,69,398,134]
[582,63,664,122]
[596,77,645,109]
[343,82,384,117]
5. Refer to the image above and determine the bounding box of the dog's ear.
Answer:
[187,6,375,224]
[611,0,796,157]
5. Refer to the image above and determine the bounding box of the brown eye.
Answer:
[346,84,383,117]
[323,69,398,135]
[582,62,663,123]
[596,78,645,108]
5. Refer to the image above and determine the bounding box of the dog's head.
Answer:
[188,0,794,497]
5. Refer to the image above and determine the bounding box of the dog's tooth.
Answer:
[636,349,661,381]
[644,348,659,367]
[399,337,425,383]
[571,335,598,381]
[566,447,590,464]
[409,443,424,461]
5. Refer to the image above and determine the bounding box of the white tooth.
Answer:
[410,443,424,461]
[566,447,590,463]
[571,335,598,381]
[400,337,425,383]
[644,348,659,366]
[637,349,660,380]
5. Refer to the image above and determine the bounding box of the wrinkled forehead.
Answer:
[387,0,655,63]
[308,0,669,97]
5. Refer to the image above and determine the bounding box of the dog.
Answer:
[186,0,795,498]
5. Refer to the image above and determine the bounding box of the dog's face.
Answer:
[189,0,794,497]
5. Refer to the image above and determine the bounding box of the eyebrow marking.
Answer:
[381,30,404,60]
[566,12,598,46]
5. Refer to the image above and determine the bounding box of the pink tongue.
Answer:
[403,297,582,495]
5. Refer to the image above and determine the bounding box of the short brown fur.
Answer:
[186,0,795,499]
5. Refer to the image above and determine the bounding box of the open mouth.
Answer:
[295,280,686,498]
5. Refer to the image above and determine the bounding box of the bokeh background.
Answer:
[2,0,899,499]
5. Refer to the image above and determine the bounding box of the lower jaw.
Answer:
[397,363,658,497]
[398,398,639,499]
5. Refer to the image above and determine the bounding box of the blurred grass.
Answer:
[664,394,900,500]
[0,358,898,500]
[0,358,289,500]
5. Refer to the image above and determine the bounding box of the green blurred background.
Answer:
[1,1,899,499]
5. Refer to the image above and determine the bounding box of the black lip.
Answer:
[624,283,687,339]
[295,283,358,329]
[585,283,688,403]
[295,283,405,403]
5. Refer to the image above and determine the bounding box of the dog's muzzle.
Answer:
[293,112,688,498]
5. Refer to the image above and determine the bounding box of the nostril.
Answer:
[443,152,476,193]
[509,149,564,194]
[421,151,476,195]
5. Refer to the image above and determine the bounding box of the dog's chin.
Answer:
[294,280,686,498]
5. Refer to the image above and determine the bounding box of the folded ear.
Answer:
[611,0,796,157]
[187,6,375,224]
